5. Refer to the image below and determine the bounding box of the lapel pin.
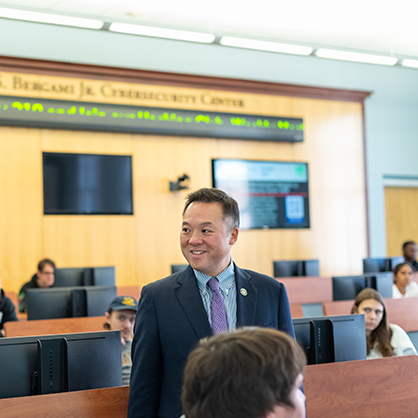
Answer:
[240,288,248,296]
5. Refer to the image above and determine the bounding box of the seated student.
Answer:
[0,276,18,337]
[402,240,418,271]
[392,262,418,298]
[104,296,138,386]
[181,327,306,418]
[18,258,56,313]
[351,288,417,359]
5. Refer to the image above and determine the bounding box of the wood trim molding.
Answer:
[0,56,371,102]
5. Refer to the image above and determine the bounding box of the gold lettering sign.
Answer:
[0,72,248,112]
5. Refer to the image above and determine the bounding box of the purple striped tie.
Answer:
[208,277,229,335]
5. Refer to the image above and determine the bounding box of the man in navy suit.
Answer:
[128,188,295,418]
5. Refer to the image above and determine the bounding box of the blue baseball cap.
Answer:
[109,295,138,312]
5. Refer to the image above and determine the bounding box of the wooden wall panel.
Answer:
[0,94,367,292]
[385,186,418,256]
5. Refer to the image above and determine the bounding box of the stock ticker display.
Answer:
[0,96,304,142]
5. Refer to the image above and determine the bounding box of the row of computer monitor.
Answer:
[172,260,321,278]
[26,286,117,320]
[0,330,122,399]
[0,313,367,400]
[54,266,115,287]
[273,256,405,278]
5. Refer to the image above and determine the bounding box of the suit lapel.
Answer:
[174,266,212,340]
[235,265,259,327]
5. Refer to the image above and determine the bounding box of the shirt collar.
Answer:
[194,260,235,292]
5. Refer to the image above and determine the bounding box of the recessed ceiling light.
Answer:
[0,7,103,29]
[220,36,313,56]
[400,59,418,69]
[315,48,397,66]
[109,22,215,44]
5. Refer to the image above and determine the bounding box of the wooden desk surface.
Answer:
[4,316,106,337]
[305,355,418,418]
[277,277,332,304]
[323,297,418,332]
[0,386,129,418]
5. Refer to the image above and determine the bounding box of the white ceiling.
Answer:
[2,0,418,59]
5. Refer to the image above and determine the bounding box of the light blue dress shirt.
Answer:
[194,260,237,330]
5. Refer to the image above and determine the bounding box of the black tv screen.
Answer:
[212,159,310,230]
[43,152,133,215]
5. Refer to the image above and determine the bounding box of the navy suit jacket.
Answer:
[127,264,294,418]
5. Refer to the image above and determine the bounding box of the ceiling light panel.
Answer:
[220,36,313,56]
[0,6,103,29]
[401,59,418,69]
[315,48,398,66]
[109,22,215,43]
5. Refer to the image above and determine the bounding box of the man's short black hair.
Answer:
[182,327,306,418]
[402,241,417,250]
[183,188,240,229]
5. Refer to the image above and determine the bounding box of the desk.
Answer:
[4,316,106,337]
[0,386,129,418]
[323,297,418,332]
[277,277,332,304]
[305,355,418,418]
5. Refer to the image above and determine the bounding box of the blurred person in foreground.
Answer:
[181,327,306,418]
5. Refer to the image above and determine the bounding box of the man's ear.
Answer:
[229,227,239,245]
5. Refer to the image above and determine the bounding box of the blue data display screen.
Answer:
[212,159,310,230]
[0,96,304,142]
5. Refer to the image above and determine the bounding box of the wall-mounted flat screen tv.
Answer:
[43,152,133,215]
[212,159,310,230]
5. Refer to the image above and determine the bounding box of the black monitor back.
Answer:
[293,314,367,364]
[54,268,85,287]
[92,266,115,286]
[171,264,188,274]
[332,275,366,301]
[365,272,393,299]
[332,273,393,301]
[273,261,303,277]
[26,286,117,320]
[363,257,405,273]
[304,259,320,276]
[273,260,319,277]
[0,330,122,399]
[55,266,115,287]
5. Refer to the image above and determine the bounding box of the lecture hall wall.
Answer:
[0,59,367,292]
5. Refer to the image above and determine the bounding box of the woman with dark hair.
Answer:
[351,288,417,359]
[392,262,418,298]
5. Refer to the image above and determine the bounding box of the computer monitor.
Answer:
[54,266,116,287]
[303,260,320,276]
[54,267,85,287]
[0,330,122,399]
[293,314,367,364]
[273,259,319,277]
[363,257,405,273]
[273,261,303,277]
[171,264,188,274]
[26,286,117,320]
[332,273,393,301]
[92,266,116,286]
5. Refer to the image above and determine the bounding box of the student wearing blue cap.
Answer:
[104,295,138,385]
